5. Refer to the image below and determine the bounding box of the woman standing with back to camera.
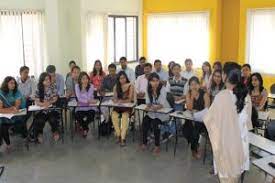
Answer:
[204,62,252,183]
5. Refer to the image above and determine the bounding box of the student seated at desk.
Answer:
[181,58,196,80]
[90,60,106,93]
[65,65,80,98]
[65,60,76,82]
[168,61,176,77]
[46,65,65,97]
[135,57,146,78]
[100,64,117,94]
[33,72,61,143]
[111,71,134,147]
[208,70,224,103]
[140,73,170,155]
[75,72,97,138]
[135,63,152,105]
[167,63,188,111]
[0,76,27,152]
[201,61,212,91]
[248,73,268,128]
[241,64,251,88]
[153,59,169,86]
[184,76,210,159]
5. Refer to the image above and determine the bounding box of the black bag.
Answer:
[265,120,275,141]
[99,119,113,136]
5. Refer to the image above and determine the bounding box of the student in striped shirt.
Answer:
[167,63,188,111]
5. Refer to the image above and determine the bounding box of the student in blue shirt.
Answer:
[0,76,27,152]
[46,65,65,96]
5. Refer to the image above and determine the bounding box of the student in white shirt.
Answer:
[135,63,152,105]
[181,58,196,80]
[153,59,168,86]
[117,57,135,82]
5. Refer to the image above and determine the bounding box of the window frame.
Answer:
[108,15,139,64]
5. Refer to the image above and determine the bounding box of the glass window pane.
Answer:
[126,17,137,61]
[108,17,114,63]
[115,17,126,62]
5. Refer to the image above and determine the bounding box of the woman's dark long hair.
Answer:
[1,76,18,96]
[37,72,50,102]
[168,61,175,77]
[92,60,104,76]
[78,72,91,92]
[248,72,264,94]
[213,61,222,71]
[210,70,224,91]
[223,62,248,113]
[202,61,212,79]
[188,76,200,95]
[116,71,130,99]
[147,72,163,103]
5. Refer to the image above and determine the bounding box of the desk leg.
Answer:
[107,106,111,139]
[137,109,142,144]
[60,109,64,144]
[70,108,74,142]
[98,106,101,140]
[64,108,68,133]
[174,117,178,157]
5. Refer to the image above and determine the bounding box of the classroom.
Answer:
[1,0,275,183]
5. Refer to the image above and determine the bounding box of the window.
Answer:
[0,11,46,82]
[247,9,275,74]
[147,12,209,67]
[108,16,138,63]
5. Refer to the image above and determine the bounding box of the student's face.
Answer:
[190,81,200,91]
[213,72,222,85]
[154,62,161,72]
[95,62,102,71]
[150,78,160,89]
[43,76,51,87]
[144,66,152,75]
[108,67,116,76]
[49,73,56,83]
[202,64,210,73]
[20,69,29,81]
[251,76,260,87]
[242,67,251,78]
[81,75,89,87]
[185,61,193,71]
[69,63,76,70]
[71,69,80,80]
[140,59,146,66]
[172,66,181,76]
[120,60,127,69]
[119,74,127,85]
[8,80,16,91]
[169,62,175,70]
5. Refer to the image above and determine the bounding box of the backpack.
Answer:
[99,119,113,136]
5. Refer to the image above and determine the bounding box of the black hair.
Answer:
[248,72,264,94]
[69,60,76,66]
[71,65,80,72]
[172,63,181,70]
[92,60,104,76]
[46,65,56,74]
[147,72,163,103]
[144,63,152,68]
[154,59,161,65]
[223,62,248,113]
[185,58,193,65]
[242,64,251,71]
[78,72,91,92]
[1,76,18,96]
[213,61,222,71]
[37,72,50,102]
[19,66,29,74]
[139,57,146,62]
[210,70,224,91]
[119,57,127,62]
[116,71,130,99]
[108,63,117,70]
[202,61,212,79]
[188,76,200,87]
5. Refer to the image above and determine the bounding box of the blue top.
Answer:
[0,89,25,109]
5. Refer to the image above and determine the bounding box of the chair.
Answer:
[0,166,4,180]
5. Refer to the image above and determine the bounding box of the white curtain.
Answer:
[0,11,46,82]
[247,9,275,74]
[147,12,209,67]
[86,13,107,71]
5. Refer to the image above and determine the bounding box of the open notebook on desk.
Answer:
[28,105,53,112]
[0,109,27,119]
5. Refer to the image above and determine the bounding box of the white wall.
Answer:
[0,0,142,76]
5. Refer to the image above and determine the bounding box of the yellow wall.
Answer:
[239,0,275,90]
[220,0,240,61]
[143,0,222,64]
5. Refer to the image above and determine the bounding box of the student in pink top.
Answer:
[89,60,106,92]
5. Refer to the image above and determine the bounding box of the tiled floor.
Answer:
[0,127,269,183]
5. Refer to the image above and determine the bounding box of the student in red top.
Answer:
[90,60,106,92]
